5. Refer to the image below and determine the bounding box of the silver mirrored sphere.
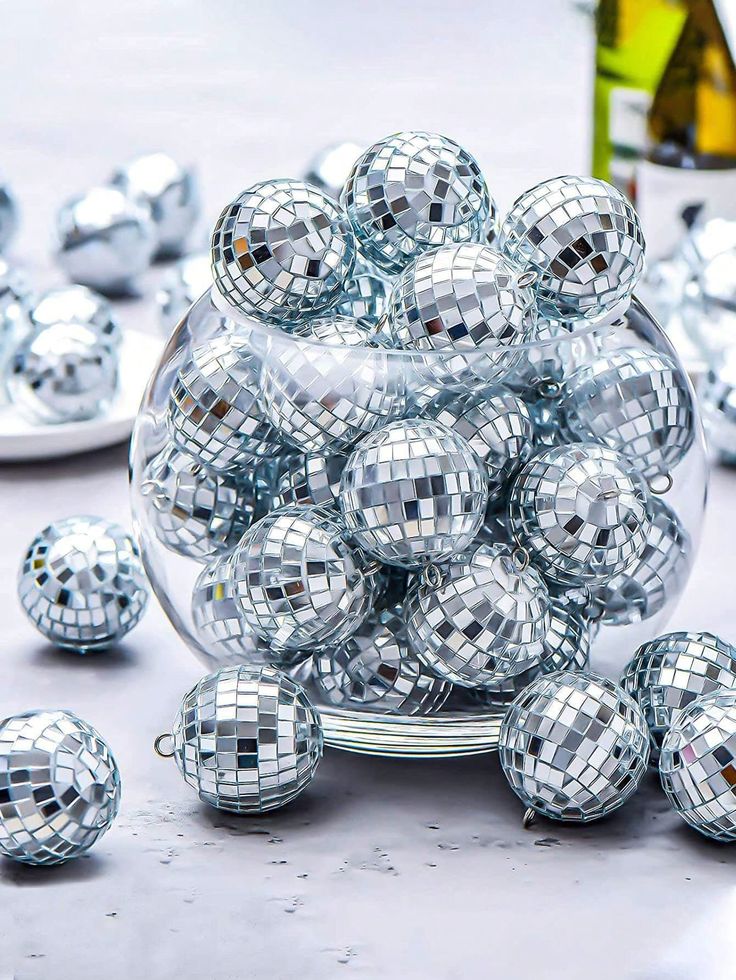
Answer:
[499,671,650,822]
[8,321,119,424]
[339,418,489,568]
[272,450,345,509]
[55,186,156,296]
[0,181,18,253]
[343,131,494,275]
[141,446,255,561]
[588,498,691,626]
[304,141,364,199]
[336,258,389,324]
[168,333,279,472]
[541,598,592,674]
[31,284,121,349]
[427,387,534,496]
[231,504,379,652]
[621,631,736,762]
[0,709,120,865]
[18,516,149,652]
[0,261,32,402]
[171,664,323,813]
[314,605,450,714]
[660,690,736,842]
[259,315,405,452]
[111,152,200,259]
[563,346,695,479]
[157,252,211,332]
[508,443,650,586]
[405,543,550,688]
[499,175,645,320]
[700,347,736,464]
[211,178,355,322]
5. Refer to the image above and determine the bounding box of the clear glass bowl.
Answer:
[130,289,708,758]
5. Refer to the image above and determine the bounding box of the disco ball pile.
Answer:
[130,130,706,752]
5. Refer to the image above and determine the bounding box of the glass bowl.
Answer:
[130,289,708,758]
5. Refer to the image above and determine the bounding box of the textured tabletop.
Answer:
[1,2,734,978]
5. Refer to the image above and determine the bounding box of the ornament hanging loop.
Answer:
[511,547,530,573]
[154,733,175,759]
[522,807,537,829]
[422,563,442,590]
[649,471,673,496]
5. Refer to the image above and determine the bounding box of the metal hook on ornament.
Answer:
[154,733,175,759]
[422,563,443,590]
[536,377,562,400]
[511,547,530,573]
[648,471,673,496]
[516,270,538,289]
[522,807,537,829]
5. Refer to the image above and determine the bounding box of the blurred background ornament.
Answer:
[700,347,736,465]
[17,515,149,652]
[339,418,489,568]
[30,284,121,349]
[343,131,494,275]
[621,630,736,762]
[0,181,18,254]
[304,141,364,199]
[0,709,120,865]
[404,543,550,688]
[8,322,118,424]
[111,152,200,259]
[314,605,450,714]
[660,689,736,842]
[157,252,211,332]
[335,256,389,324]
[211,178,355,323]
[0,260,32,402]
[54,186,157,296]
[140,445,255,561]
[271,450,345,509]
[499,671,650,822]
[540,598,592,673]
[499,175,645,320]
[166,664,323,813]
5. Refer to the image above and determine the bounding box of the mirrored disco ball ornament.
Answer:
[0,260,32,402]
[157,252,212,332]
[8,322,118,424]
[211,178,355,323]
[0,181,18,253]
[588,498,691,626]
[339,418,489,568]
[498,175,645,320]
[563,346,694,479]
[336,258,388,324]
[659,690,736,842]
[231,504,379,651]
[621,631,736,762]
[499,671,650,822]
[427,387,534,496]
[304,141,364,199]
[405,543,550,688]
[508,443,650,586]
[111,152,200,259]
[55,186,156,296]
[314,605,450,714]
[168,664,323,814]
[17,516,149,652]
[168,333,279,472]
[383,243,536,387]
[541,598,592,673]
[700,348,736,465]
[141,446,255,561]
[191,553,307,670]
[0,709,120,865]
[272,451,345,509]
[30,284,121,349]
[343,131,494,275]
[259,315,405,452]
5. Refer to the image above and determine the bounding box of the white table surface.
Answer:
[1,2,735,978]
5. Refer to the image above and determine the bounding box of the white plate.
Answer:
[0,329,163,462]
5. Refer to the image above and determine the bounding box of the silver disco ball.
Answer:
[336,258,389,324]
[660,690,736,842]
[157,252,212,332]
[231,504,379,651]
[304,141,364,199]
[498,175,645,320]
[0,709,120,865]
[342,131,494,274]
[404,543,550,688]
[499,671,650,822]
[508,443,650,586]
[621,630,736,762]
[111,152,200,259]
[171,665,323,814]
[700,347,736,465]
[30,284,121,349]
[541,598,593,673]
[211,179,355,323]
[55,186,157,296]
[272,451,346,509]
[0,261,32,402]
[168,333,279,472]
[562,346,695,479]
[339,417,489,568]
[0,181,18,253]
[17,515,149,652]
[259,315,405,452]
[141,445,255,561]
[314,605,450,715]
[8,322,118,424]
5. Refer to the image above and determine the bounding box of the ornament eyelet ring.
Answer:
[536,377,561,400]
[649,471,673,496]
[422,563,442,589]
[154,732,175,759]
[522,807,537,829]
[516,270,538,289]
[511,547,530,573]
